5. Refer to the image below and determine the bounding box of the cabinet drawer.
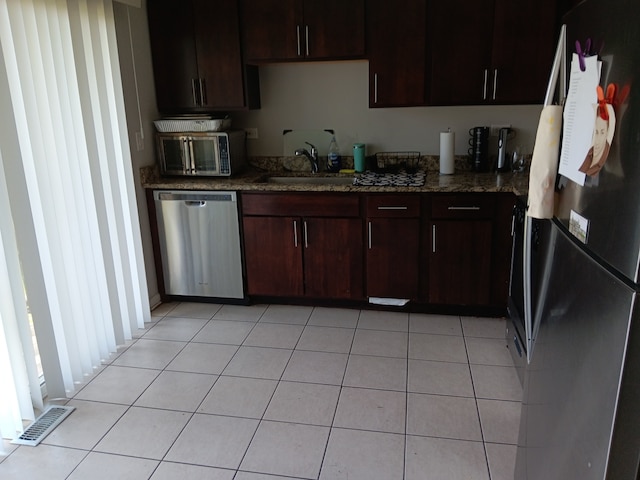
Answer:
[366,195,420,217]
[241,192,360,217]
[431,194,496,219]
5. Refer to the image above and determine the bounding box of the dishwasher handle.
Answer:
[185,200,206,207]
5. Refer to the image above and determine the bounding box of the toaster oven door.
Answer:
[158,135,190,175]
[191,136,222,175]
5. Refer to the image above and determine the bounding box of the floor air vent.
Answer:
[11,405,75,446]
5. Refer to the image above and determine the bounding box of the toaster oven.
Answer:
[156,130,246,176]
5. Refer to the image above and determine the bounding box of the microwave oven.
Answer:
[156,130,246,177]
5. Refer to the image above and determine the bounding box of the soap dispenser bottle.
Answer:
[327,136,341,172]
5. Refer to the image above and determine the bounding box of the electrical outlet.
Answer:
[135,132,144,151]
[245,127,258,139]
[490,124,512,136]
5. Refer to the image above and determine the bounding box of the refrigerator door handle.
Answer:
[523,215,534,362]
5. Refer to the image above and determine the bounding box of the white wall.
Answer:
[113,0,161,307]
[231,61,544,158]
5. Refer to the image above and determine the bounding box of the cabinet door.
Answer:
[193,0,246,109]
[303,218,363,299]
[490,0,557,104]
[242,216,304,296]
[367,0,426,107]
[367,218,420,299]
[303,0,365,59]
[429,220,492,305]
[241,0,302,61]
[428,0,495,105]
[148,0,199,111]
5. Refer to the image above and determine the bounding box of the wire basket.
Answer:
[372,151,422,173]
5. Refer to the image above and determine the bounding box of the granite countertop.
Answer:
[140,162,529,197]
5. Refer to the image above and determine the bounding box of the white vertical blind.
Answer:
[0,0,150,439]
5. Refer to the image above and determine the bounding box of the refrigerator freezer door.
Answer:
[555,0,640,284]
[516,222,637,480]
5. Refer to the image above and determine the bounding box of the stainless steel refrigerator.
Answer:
[515,0,640,478]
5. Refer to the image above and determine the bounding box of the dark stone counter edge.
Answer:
[139,166,529,197]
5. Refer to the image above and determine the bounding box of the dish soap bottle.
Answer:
[327,136,341,173]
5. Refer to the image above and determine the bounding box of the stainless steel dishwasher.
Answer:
[153,190,244,299]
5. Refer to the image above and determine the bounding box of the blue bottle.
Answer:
[327,136,342,172]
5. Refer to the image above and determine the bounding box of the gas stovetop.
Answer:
[354,170,426,187]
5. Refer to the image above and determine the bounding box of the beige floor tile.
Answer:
[213,304,268,322]
[296,326,355,353]
[242,323,304,349]
[42,400,127,450]
[0,444,87,479]
[142,316,208,341]
[343,355,407,391]
[485,443,518,480]
[222,346,292,379]
[260,304,313,325]
[357,310,409,332]
[240,421,330,479]
[409,313,463,335]
[113,338,186,370]
[308,307,360,328]
[263,381,340,426]
[282,350,348,385]
[407,393,482,441]
[409,332,468,363]
[333,387,406,434]
[462,316,508,339]
[165,414,259,469]
[350,329,408,358]
[166,342,238,375]
[74,365,159,405]
[94,407,190,460]
[166,302,221,319]
[151,462,235,480]
[471,364,523,401]
[235,472,307,480]
[405,436,490,480]
[192,319,255,345]
[198,376,278,418]
[408,359,474,397]
[465,337,514,366]
[67,452,158,480]
[134,370,217,411]
[477,399,521,445]
[320,428,404,480]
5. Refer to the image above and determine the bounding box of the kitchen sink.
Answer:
[256,175,355,186]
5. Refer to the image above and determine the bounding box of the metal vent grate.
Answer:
[11,405,75,446]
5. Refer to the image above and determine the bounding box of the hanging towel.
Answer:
[527,105,563,218]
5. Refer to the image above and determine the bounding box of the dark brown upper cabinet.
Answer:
[148,0,259,113]
[367,0,427,107]
[240,0,365,63]
[428,0,559,105]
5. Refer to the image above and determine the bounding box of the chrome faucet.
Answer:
[295,142,319,173]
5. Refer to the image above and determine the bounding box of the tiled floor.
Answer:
[0,303,522,480]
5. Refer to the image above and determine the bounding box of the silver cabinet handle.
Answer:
[305,25,309,56]
[368,221,372,249]
[374,73,378,104]
[483,69,488,100]
[199,78,207,105]
[432,224,436,253]
[378,206,408,210]
[493,69,498,100]
[191,78,198,106]
[293,220,298,247]
[303,220,309,248]
[448,206,481,211]
[296,25,301,56]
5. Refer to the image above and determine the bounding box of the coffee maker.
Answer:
[496,127,512,172]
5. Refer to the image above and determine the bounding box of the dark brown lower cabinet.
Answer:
[241,193,363,300]
[428,219,493,305]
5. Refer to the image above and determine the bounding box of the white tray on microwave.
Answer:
[153,118,231,133]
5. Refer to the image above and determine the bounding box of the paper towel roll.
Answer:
[440,130,455,175]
